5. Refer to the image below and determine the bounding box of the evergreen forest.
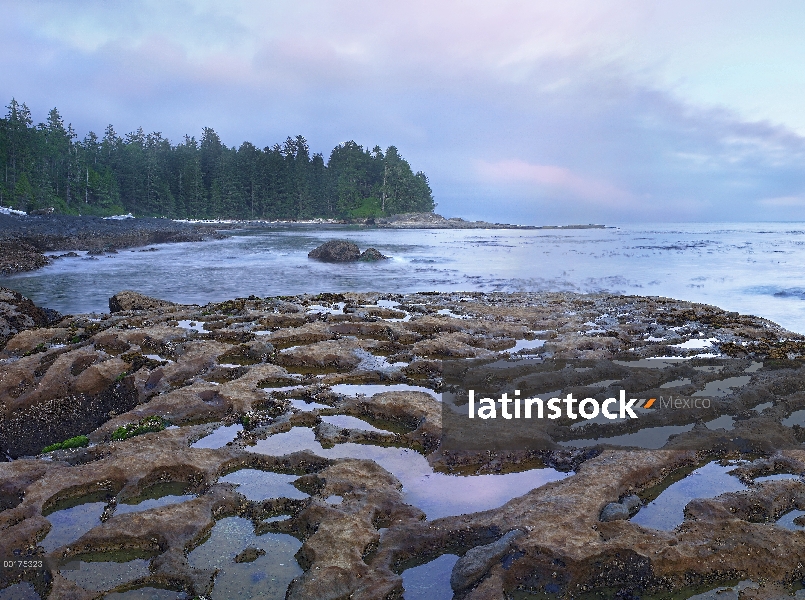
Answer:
[0,99,435,219]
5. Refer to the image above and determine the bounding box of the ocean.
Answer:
[5,222,805,334]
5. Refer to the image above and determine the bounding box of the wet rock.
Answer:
[234,546,266,563]
[450,529,525,592]
[0,288,62,349]
[410,332,493,359]
[0,355,136,457]
[308,240,361,262]
[0,241,50,276]
[4,290,805,597]
[1,327,70,357]
[600,502,630,521]
[358,248,388,261]
[315,420,397,447]
[0,213,220,275]
[276,338,374,371]
[109,291,179,313]
[218,339,275,364]
[287,459,423,599]
[622,494,642,516]
[267,321,334,347]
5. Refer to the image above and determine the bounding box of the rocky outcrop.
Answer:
[0,241,50,276]
[374,212,607,230]
[450,529,525,592]
[0,213,222,275]
[357,247,387,261]
[308,240,388,262]
[108,290,179,313]
[308,240,361,262]
[0,287,61,349]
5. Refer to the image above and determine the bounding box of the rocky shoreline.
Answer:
[372,212,607,230]
[1,289,805,598]
[0,212,608,278]
[0,214,222,276]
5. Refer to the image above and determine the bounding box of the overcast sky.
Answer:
[3,1,805,224]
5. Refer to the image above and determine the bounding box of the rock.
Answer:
[308,240,361,262]
[234,547,266,563]
[275,338,373,371]
[0,287,62,349]
[600,502,630,521]
[0,213,222,274]
[450,529,525,592]
[29,207,55,216]
[109,290,178,313]
[358,248,388,261]
[4,290,805,598]
[622,494,642,515]
[0,241,50,276]
[218,339,275,364]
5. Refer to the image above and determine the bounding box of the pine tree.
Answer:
[0,99,435,218]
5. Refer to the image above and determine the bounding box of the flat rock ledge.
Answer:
[2,289,805,598]
[109,290,180,313]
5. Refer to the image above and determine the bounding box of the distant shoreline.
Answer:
[0,211,609,276]
[176,212,609,230]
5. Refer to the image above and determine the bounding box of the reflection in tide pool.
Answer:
[755,473,802,483]
[401,554,458,600]
[0,582,40,600]
[320,414,392,433]
[330,383,440,401]
[218,469,309,501]
[191,423,243,449]
[289,399,330,411]
[187,517,301,600]
[776,509,805,530]
[560,424,695,449]
[783,410,805,427]
[252,427,568,519]
[41,501,106,552]
[504,338,546,354]
[61,558,150,591]
[631,462,746,530]
[115,494,195,515]
[693,376,751,397]
[705,415,735,430]
[104,588,188,599]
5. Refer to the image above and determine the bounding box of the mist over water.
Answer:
[6,222,805,333]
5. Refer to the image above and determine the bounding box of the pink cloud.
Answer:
[476,159,635,206]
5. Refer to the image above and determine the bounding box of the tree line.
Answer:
[0,99,435,219]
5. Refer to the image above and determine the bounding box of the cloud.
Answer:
[475,160,636,208]
[3,1,805,223]
[759,196,805,207]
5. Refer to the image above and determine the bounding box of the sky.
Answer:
[2,0,805,224]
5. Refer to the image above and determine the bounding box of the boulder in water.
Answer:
[308,240,388,262]
[358,247,388,261]
[308,240,361,262]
